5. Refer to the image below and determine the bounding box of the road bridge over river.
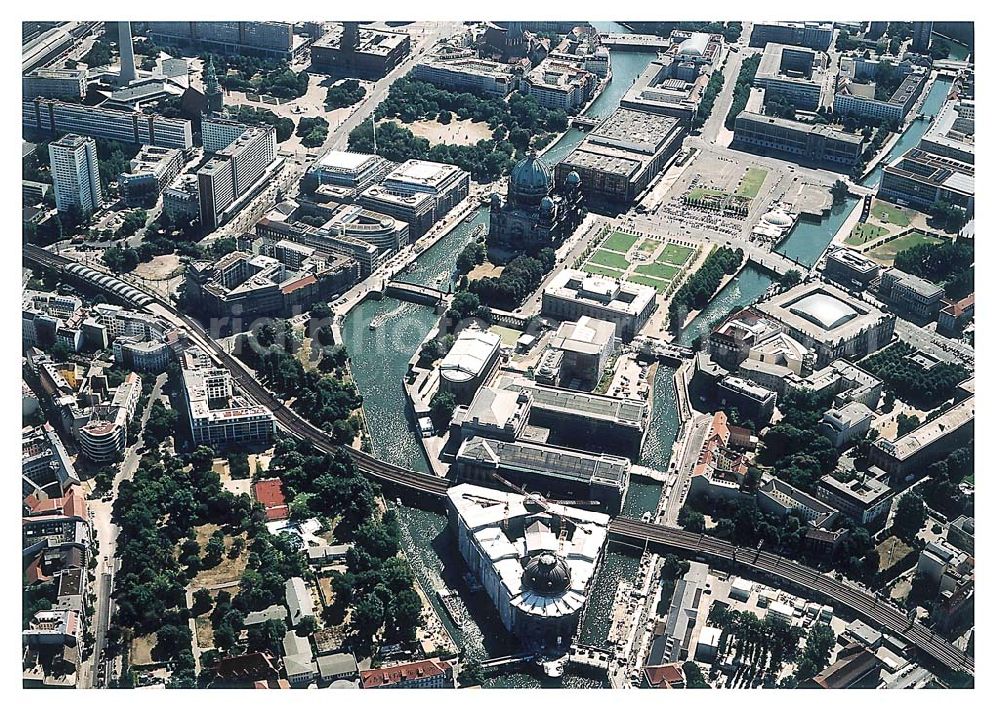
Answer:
[23,243,973,677]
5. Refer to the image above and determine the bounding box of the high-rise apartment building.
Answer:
[48,134,102,216]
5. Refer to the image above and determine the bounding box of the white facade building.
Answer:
[49,134,102,216]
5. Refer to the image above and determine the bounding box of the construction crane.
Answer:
[488,472,599,511]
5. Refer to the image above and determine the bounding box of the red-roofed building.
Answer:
[643,663,686,688]
[938,293,974,337]
[254,478,289,521]
[360,659,455,689]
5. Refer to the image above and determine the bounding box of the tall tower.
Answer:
[204,58,224,114]
[118,20,137,84]
[49,134,103,217]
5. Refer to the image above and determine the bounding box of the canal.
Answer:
[676,76,957,346]
[341,28,664,686]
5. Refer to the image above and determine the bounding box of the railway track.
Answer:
[24,244,973,676]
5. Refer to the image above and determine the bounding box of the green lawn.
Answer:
[587,249,631,270]
[867,233,945,264]
[735,167,768,199]
[870,200,914,227]
[627,274,670,292]
[635,262,681,282]
[600,231,640,253]
[687,187,728,203]
[656,243,695,266]
[636,239,661,255]
[846,223,889,246]
[582,263,625,279]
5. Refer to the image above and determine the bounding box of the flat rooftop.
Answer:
[876,396,974,462]
[885,148,974,196]
[457,436,630,487]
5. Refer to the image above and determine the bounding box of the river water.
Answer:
[341,27,664,687]
[340,35,955,687]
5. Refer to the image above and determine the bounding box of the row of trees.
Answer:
[467,248,557,310]
[693,71,725,129]
[860,342,969,409]
[725,55,762,130]
[668,246,743,332]
[709,605,804,679]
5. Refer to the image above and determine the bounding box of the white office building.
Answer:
[49,134,102,216]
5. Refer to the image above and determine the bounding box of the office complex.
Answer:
[412,56,518,97]
[816,471,894,526]
[311,23,411,79]
[198,124,278,229]
[878,268,945,323]
[870,396,974,478]
[749,21,835,51]
[308,149,393,196]
[24,98,193,149]
[555,108,685,206]
[359,159,469,237]
[879,82,974,213]
[732,111,865,169]
[202,116,253,154]
[520,57,597,112]
[754,43,832,111]
[23,68,87,100]
[447,483,609,653]
[184,248,358,318]
[879,148,974,212]
[48,135,102,216]
[834,60,928,124]
[179,346,275,446]
[823,248,881,289]
[754,282,895,367]
[147,21,296,59]
[119,145,184,207]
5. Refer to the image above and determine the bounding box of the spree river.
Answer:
[340,31,954,685]
[342,25,663,687]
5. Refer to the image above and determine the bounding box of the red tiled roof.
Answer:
[644,663,685,688]
[360,659,451,688]
[254,478,289,520]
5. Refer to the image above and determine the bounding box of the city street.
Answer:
[82,372,168,689]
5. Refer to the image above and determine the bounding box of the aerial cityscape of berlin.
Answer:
[19,5,976,694]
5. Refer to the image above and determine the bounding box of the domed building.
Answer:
[488,150,585,252]
[447,483,609,654]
